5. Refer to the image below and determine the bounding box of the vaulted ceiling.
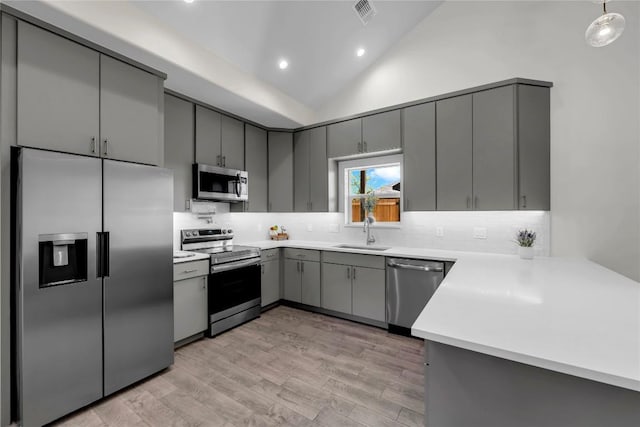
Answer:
[5,0,443,127]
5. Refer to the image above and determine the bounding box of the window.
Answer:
[339,155,402,225]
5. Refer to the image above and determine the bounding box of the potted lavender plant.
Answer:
[516,229,536,260]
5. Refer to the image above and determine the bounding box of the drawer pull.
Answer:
[181,269,198,274]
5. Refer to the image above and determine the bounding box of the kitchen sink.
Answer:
[334,244,391,251]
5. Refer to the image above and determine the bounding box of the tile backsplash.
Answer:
[174,207,550,256]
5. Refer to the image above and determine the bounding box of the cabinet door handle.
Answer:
[181,269,198,274]
[347,267,350,279]
[222,156,226,167]
[261,264,265,274]
[357,142,362,153]
[522,195,527,209]
[202,277,206,290]
[363,141,368,152]
[301,262,304,273]
[297,261,300,272]
[91,137,96,154]
[466,196,471,209]
[474,196,478,209]
[103,139,108,156]
[353,267,356,280]
[216,155,221,166]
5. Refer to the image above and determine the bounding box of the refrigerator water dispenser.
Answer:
[38,233,88,287]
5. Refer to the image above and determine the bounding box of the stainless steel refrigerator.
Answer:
[13,148,173,427]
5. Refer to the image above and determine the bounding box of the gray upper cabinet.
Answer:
[244,125,268,212]
[293,131,311,212]
[327,118,361,158]
[362,110,401,153]
[220,115,244,170]
[403,102,436,211]
[294,127,328,212]
[436,94,473,211]
[164,94,194,212]
[195,107,244,169]
[308,127,328,212]
[17,21,100,157]
[100,55,162,166]
[17,21,163,165]
[268,132,294,212]
[472,86,516,210]
[195,105,222,166]
[517,85,550,210]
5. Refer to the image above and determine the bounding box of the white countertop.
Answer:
[173,250,209,264]
[241,239,640,392]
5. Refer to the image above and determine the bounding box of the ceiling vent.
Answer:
[353,0,377,25]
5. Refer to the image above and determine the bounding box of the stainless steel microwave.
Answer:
[192,164,248,202]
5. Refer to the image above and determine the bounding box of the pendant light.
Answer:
[585,0,625,47]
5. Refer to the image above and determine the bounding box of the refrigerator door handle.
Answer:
[97,232,110,278]
[96,232,103,278]
[103,232,110,277]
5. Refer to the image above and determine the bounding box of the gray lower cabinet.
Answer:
[294,127,328,212]
[321,263,352,313]
[284,259,301,302]
[327,118,361,158]
[164,94,194,212]
[301,261,321,307]
[283,249,320,306]
[17,21,100,157]
[352,266,386,322]
[362,110,401,153]
[403,102,436,211]
[220,115,244,170]
[283,258,320,306]
[17,21,163,165]
[261,259,280,307]
[243,124,268,212]
[173,260,208,343]
[268,132,294,212]
[472,86,516,210]
[321,252,386,322]
[436,94,473,211]
[100,55,162,166]
[195,105,222,166]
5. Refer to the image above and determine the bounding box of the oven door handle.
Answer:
[210,258,261,273]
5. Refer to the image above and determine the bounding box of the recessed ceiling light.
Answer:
[356,48,366,57]
[184,0,195,3]
[278,59,289,70]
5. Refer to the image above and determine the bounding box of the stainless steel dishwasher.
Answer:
[386,258,445,335]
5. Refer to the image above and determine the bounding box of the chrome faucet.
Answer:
[363,215,376,245]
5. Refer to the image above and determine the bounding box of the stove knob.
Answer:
[227,229,233,234]
[193,231,199,236]
[222,230,227,234]
[185,231,192,237]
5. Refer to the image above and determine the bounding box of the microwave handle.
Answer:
[236,173,241,197]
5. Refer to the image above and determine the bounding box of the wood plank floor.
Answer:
[54,306,425,427]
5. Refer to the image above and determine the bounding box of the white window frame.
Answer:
[338,154,403,228]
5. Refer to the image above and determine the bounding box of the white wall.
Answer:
[317,1,640,281]
[174,210,551,257]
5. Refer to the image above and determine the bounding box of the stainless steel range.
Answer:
[181,228,261,337]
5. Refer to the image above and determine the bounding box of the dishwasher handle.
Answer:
[387,261,444,273]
